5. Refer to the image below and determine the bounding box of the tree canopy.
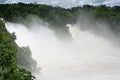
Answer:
[0,20,35,80]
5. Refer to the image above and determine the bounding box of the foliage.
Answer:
[0,3,119,35]
[0,20,35,80]
[0,3,120,79]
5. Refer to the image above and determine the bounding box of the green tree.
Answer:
[0,20,35,80]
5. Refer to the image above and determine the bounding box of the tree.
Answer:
[0,20,35,80]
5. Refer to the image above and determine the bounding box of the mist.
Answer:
[5,17,120,80]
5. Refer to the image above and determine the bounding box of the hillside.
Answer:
[0,19,35,80]
[0,3,120,36]
[0,3,120,79]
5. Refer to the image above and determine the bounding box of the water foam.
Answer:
[6,22,120,80]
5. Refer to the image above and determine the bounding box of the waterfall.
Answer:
[5,22,120,80]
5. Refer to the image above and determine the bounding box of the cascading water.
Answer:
[5,22,120,80]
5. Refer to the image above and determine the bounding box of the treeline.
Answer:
[0,3,120,79]
[0,3,74,26]
[0,3,119,26]
[0,3,120,34]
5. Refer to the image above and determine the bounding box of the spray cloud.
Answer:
[5,16,120,80]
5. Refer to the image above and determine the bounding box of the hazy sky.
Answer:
[1,0,119,8]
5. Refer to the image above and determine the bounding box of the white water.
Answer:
[6,22,120,80]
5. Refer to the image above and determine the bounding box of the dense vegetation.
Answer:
[0,3,119,27]
[0,3,120,37]
[0,20,35,80]
[0,3,120,79]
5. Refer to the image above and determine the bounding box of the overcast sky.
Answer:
[1,0,120,8]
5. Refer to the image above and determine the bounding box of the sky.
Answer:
[0,0,119,8]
